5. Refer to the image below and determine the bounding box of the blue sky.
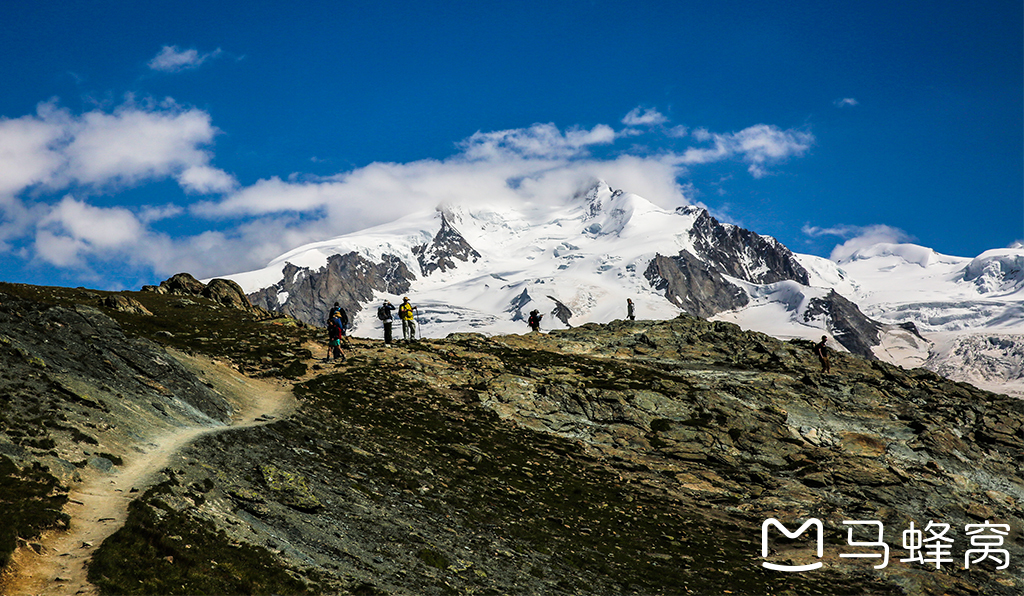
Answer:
[1,1,1021,289]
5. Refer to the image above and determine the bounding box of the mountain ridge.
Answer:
[221,180,1024,395]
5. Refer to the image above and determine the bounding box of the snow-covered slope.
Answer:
[222,181,1024,396]
[229,182,694,335]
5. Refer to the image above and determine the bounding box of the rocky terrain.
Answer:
[0,279,1020,595]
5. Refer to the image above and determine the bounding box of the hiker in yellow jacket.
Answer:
[399,297,418,341]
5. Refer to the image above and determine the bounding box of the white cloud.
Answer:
[177,165,237,194]
[460,122,616,160]
[803,223,914,262]
[680,124,813,178]
[666,125,689,138]
[0,98,229,264]
[622,107,668,127]
[834,98,859,108]
[0,98,225,194]
[1,103,816,284]
[148,45,223,72]
[62,102,220,188]
[35,196,146,266]
[138,204,185,223]
[0,103,70,197]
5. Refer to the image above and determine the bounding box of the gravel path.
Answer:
[1,351,297,596]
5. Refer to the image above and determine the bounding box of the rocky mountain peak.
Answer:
[411,212,481,277]
[688,209,810,286]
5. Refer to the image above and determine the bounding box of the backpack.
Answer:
[327,317,341,339]
[377,305,390,321]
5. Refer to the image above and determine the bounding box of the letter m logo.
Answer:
[762,518,824,571]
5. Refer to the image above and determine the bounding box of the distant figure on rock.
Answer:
[399,297,418,341]
[377,300,396,345]
[627,298,635,321]
[527,309,543,332]
[326,314,347,363]
[814,335,831,373]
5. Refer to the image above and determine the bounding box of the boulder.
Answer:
[102,294,153,316]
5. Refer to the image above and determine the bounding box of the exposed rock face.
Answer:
[159,272,207,296]
[0,286,233,496]
[248,252,415,326]
[645,210,888,356]
[203,278,254,311]
[121,314,1023,596]
[102,294,153,316]
[687,207,811,285]
[547,295,573,326]
[803,289,883,358]
[644,251,749,317]
[411,213,481,277]
[506,288,532,322]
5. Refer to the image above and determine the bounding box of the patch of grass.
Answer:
[0,456,69,568]
[416,548,449,570]
[89,483,316,595]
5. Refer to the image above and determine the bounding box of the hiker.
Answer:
[399,297,417,341]
[326,313,346,362]
[377,300,396,345]
[627,298,635,321]
[328,302,352,347]
[527,309,543,332]
[814,335,831,373]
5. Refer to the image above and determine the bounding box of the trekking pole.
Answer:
[414,311,421,340]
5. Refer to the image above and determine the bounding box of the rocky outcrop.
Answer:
[248,252,415,326]
[203,278,254,311]
[146,273,267,317]
[803,289,883,358]
[547,295,573,326]
[102,294,153,316]
[687,207,811,285]
[411,213,481,277]
[644,251,749,317]
[158,272,207,295]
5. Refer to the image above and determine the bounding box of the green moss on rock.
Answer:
[259,464,323,512]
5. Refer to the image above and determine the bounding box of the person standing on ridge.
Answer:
[814,335,831,374]
[527,309,543,332]
[627,298,635,321]
[377,300,396,345]
[326,313,346,362]
[328,302,352,348]
[399,297,417,341]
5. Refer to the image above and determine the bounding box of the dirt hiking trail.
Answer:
[1,351,298,596]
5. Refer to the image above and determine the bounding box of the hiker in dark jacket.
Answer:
[627,298,635,321]
[377,300,396,345]
[814,335,831,373]
[527,309,542,332]
[326,314,346,362]
[327,302,351,348]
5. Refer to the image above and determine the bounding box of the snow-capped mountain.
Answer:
[222,180,1024,396]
